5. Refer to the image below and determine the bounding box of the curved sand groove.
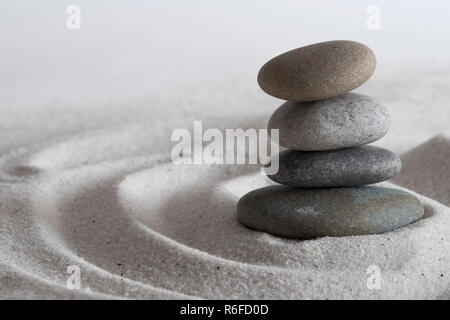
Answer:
[0,172,195,299]
[120,164,429,271]
[0,119,449,299]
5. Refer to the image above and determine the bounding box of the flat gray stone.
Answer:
[267,146,401,187]
[257,40,376,101]
[237,186,424,239]
[268,93,390,150]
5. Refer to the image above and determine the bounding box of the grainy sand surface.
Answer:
[0,1,449,299]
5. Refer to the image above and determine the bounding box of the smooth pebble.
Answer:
[268,93,390,150]
[237,186,424,239]
[267,146,401,187]
[257,40,376,101]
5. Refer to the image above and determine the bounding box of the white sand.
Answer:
[0,112,449,299]
[1,2,450,299]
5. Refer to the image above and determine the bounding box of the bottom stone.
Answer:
[237,186,424,239]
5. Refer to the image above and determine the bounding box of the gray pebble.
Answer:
[268,93,390,150]
[237,186,424,239]
[257,40,376,101]
[267,146,401,187]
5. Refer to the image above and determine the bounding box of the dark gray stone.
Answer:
[237,186,424,239]
[267,146,401,187]
[257,40,376,102]
[268,93,390,150]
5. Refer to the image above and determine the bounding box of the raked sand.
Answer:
[0,106,449,299]
[1,2,450,297]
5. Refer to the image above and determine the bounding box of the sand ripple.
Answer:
[0,120,449,299]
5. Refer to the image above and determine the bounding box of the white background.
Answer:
[1,1,449,151]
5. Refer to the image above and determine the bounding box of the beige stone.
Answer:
[257,40,376,102]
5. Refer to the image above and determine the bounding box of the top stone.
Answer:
[257,40,376,102]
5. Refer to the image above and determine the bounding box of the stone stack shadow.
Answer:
[237,40,424,239]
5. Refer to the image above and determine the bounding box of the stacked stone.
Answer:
[237,40,424,239]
